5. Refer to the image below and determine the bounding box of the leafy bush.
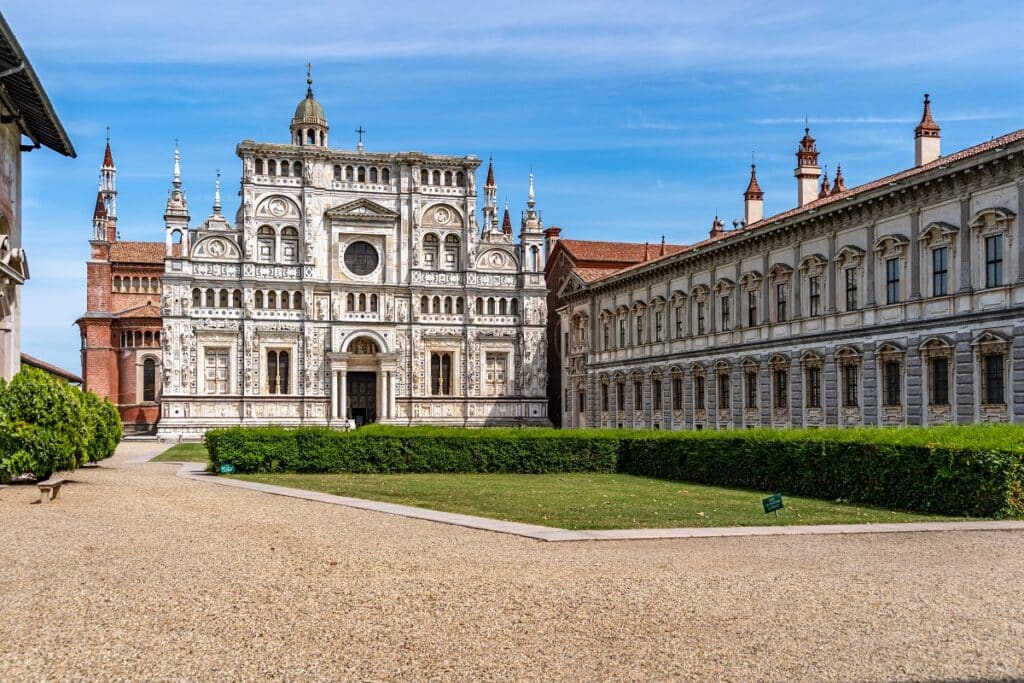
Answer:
[0,367,122,482]
[206,423,1024,518]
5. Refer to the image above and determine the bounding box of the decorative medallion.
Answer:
[434,206,452,225]
[208,240,225,256]
[269,198,288,217]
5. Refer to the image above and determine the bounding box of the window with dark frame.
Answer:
[617,382,625,411]
[633,380,643,410]
[672,377,683,410]
[267,350,290,394]
[696,302,706,335]
[776,283,787,322]
[430,352,453,396]
[932,246,948,296]
[635,315,644,345]
[845,268,858,310]
[142,358,157,402]
[747,291,757,326]
[618,319,626,347]
[985,235,1004,288]
[883,360,901,406]
[806,366,822,408]
[885,257,900,304]
[843,365,859,407]
[718,373,730,409]
[578,391,585,414]
[694,376,705,410]
[603,323,610,350]
[745,371,757,409]
[930,357,949,406]
[655,311,663,341]
[983,353,1005,404]
[773,369,787,409]
[674,305,684,338]
[808,276,821,316]
[653,379,662,411]
[720,295,730,331]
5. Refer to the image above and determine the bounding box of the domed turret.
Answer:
[291,64,328,147]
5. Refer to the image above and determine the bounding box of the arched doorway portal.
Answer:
[330,334,397,426]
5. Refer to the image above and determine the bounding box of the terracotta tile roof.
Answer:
[114,303,161,319]
[592,127,1024,286]
[572,266,627,283]
[20,353,83,384]
[110,241,165,264]
[558,239,688,263]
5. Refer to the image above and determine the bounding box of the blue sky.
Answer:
[7,1,1024,373]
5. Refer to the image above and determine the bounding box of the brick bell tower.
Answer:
[79,133,118,401]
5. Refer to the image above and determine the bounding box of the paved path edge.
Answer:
[171,462,1024,542]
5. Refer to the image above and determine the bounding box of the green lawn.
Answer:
[228,471,970,529]
[151,442,209,463]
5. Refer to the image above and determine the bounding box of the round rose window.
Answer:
[344,241,379,275]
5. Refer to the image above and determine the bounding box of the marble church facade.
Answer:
[156,77,548,437]
[557,97,1024,430]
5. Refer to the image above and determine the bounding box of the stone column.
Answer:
[865,223,877,307]
[1012,328,1024,422]
[958,196,973,293]
[330,370,339,419]
[827,232,838,313]
[339,370,347,420]
[955,332,975,424]
[824,348,838,426]
[389,371,397,419]
[909,209,922,299]
[862,343,877,426]
[790,361,803,427]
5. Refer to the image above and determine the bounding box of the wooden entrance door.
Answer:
[347,372,377,426]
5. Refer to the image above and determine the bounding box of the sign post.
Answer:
[762,493,783,519]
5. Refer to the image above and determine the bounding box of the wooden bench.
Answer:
[37,478,66,503]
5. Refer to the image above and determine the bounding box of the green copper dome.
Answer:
[294,91,325,121]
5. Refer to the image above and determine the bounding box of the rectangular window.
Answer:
[603,323,610,350]
[601,383,609,412]
[697,302,706,335]
[773,370,787,409]
[745,372,757,409]
[484,353,508,396]
[932,247,948,296]
[984,354,1005,404]
[718,374,730,409]
[633,381,643,411]
[578,391,585,414]
[747,291,757,327]
[930,357,949,406]
[885,258,900,304]
[653,379,662,411]
[617,383,625,411]
[776,283,787,322]
[843,365,859,407]
[267,349,290,394]
[430,352,453,396]
[618,320,626,347]
[808,276,821,316]
[720,296,730,331]
[986,235,1004,288]
[883,360,901,406]
[806,367,822,408]
[695,376,705,410]
[672,377,683,410]
[674,305,684,338]
[635,315,644,345]
[845,268,858,311]
[654,311,663,341]
[204,348,229,395]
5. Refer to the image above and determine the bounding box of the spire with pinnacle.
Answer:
[795,124,822,207]
[213,169,222,214]
[818,167,831,199]
[521,170,541,233]
[292,63,328,147]
[502,198,512,235]
[93,128,118,240]
[831,164,846,194]
[743,162,764,224]
[482,156,498,233]
[914,93,941,166]
[164,141,189,221]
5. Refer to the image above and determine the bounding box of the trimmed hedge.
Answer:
[0,367,122,482]
[205,424,1024,518]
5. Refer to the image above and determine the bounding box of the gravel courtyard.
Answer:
[1,442,1022,682]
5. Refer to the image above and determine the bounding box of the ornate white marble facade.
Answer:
[157,83,548,437]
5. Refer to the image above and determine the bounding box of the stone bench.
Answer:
[37,478,66,503]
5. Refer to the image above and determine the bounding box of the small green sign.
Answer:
[219,463,236,474]
[762,494,784,514]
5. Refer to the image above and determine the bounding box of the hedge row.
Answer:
[205,423,1024,517]
[0,367,122,482]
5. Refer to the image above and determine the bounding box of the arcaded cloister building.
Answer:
[155,75,549,437]
[557,96,1024,430]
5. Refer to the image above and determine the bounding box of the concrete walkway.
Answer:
[172,461,1024,542]
[2,441,1022,680]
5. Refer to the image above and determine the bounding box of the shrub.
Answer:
[0,367,122,481]
[206,423,1024,518]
